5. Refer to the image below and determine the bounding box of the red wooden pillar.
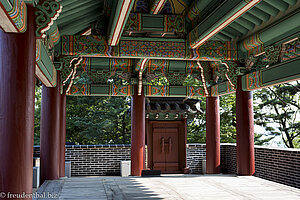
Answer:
[59,94,66,177]
[131,86,145,176]
[236,76,255,175]
[40,73,61,184]
[206,97,221,174]
[0,5,35,197]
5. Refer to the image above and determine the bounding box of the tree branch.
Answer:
[268,87,300,110]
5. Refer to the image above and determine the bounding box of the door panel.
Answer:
[153,128,165,171]
[152,125,179,172]
[165,128,179,171]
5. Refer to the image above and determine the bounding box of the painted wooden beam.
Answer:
[67,84,207,97]
[36,39,57,87]
[150,0,167,14]
[240,10,300,56]
[107,0,134,46]
[0,0,27,33]
[60,35,237,61]
[125,13,185,34]
[210,81,235,97]
[145,85,206,97]
[48,22,60,45]
[188,0,261,49]
[242,57,300,91]
[67,84,133,96]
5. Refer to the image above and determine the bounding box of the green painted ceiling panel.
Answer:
[248,7,271,21]
[214,0,298,41]
[169,86,187,97]
[264,0,289,11]
[59,1,99,20]
[91,85,109,95]
[241,13,263,26]
[283,0,297,5]
[235,18,255,30]
[256,1,280,16]
[142,15,164,31]
[229,22,249,35]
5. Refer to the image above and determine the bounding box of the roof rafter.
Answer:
[188,0,262,49]
[107,0,134,46]
[149,0,167,14]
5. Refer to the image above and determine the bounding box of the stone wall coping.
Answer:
[33,143,300,152]
[253,145,300,152]
[34,144,131,148]
[186,143,206,147]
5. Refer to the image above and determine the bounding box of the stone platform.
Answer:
[35,174,300,200]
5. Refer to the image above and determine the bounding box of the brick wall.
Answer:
[34,144,131,176]
[220,144,300,189]
[254,146,300,188]
[33,144,300,188]
[220,144,236,174]
[66,144,131,176]
[186,144,206,174]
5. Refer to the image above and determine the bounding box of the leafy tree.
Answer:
[254,82,300,148]
[187,94,237,143]
[66,96,131,144]
[187,97,206,143]
[219,93,236,143]
[187,93,272,145]
[34,86,42,145]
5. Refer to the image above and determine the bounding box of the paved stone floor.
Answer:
[35,174,300,200]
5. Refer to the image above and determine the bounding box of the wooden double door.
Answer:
[147,121,187,173]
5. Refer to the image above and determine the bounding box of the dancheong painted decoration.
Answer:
[2,0,300,191]
[1,0,299,97]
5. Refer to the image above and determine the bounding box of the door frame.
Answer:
[146,120,187,173]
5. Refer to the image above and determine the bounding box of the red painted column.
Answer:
[0,6,35,197]
[40,74,61,184]
[206,97,221,174]
[236,76,255,175]
[131,86,145,176]
[59,94,66,177]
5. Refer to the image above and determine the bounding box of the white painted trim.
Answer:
[35,64,53,87]
[0,6,18,32]
[153,0,166,14]
[111,0,132,46]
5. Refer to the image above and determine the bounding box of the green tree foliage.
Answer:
[254,82,300,148]
[34,86,42,145]
[187,93,272,145]
[219,93,236,143]
[187,97,206,143]
[187,94,237,143]
[66,96,131,144]
[33,81,300,147]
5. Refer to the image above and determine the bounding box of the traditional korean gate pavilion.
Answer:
[146,97,202,173]
[1,0,300,198]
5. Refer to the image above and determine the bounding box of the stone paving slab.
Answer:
[35,174,300,200]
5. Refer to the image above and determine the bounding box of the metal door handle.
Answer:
[168,137,172,153]
[161,137,165,153]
